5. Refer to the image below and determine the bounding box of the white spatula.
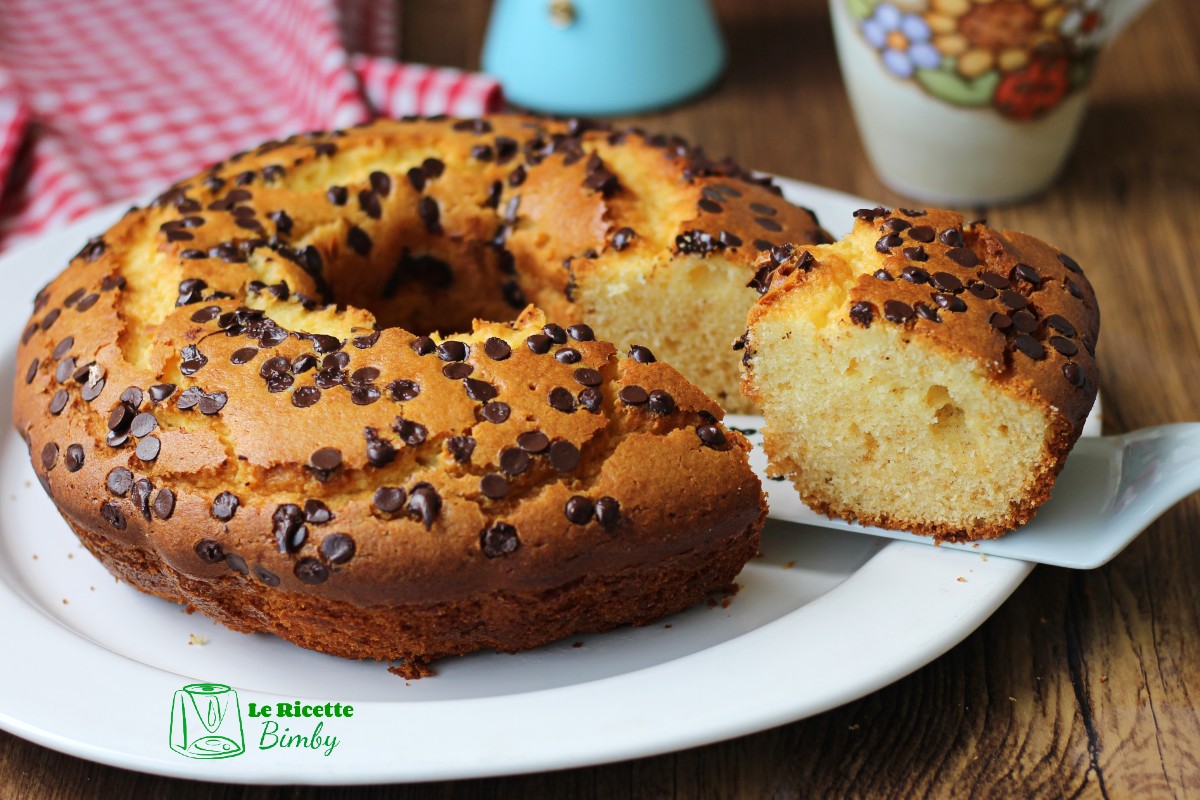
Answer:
[728,413,1200,569]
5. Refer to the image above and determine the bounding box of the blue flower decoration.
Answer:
[861,3,941,78]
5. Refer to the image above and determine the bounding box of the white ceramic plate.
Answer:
[0,179,1063,784]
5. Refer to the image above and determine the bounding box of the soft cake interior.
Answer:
[746,233,1055,538]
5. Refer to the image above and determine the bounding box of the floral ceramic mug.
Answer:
[831,0,1154,204]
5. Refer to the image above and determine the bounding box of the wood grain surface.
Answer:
[2,0,1198,797]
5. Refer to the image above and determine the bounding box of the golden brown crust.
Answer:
[12,115,773,671]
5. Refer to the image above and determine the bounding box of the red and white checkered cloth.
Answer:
[0,0,504,251]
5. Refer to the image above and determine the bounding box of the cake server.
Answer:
[729,415,1200,569]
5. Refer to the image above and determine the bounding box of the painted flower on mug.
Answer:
[860,3,942,77]
[847,0,1103,120]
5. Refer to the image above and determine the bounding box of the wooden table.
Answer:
[4,0,1198,796]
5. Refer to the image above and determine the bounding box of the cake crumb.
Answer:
[782,560,796,569]
[1099,675,1108,683]
[571,641,583,649]
[32,554,38,560]
[188,633,208,646]
[90,586,96,591]
[67,553,73,559]
[61,598,68,605]
[957,577,967,583]
[1009,696,1017,702]
[848,724,860,732]
[663,624,673,629]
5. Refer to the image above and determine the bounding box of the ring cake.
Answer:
[9,115,816,676]
[740,207,1100,541]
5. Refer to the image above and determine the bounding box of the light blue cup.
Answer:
[482,0,726,116]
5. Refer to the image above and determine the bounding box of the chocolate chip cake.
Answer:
[740,207,1100,541]
[13,115,782,676]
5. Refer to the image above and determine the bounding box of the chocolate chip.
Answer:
[176,387,204,410]
[1066,278,1083,299]
[289,386,320,408]
[696,424,726,448]
[849,301,874,327]
[388,379,420,401]
[556,348,581,364]
[64,443,84,471]
[755,216,783,232]
[901,267,930,284]
[418,197,441,233]
[595,496,621,529]
[198,392,227,415]
[211,491,239,521]
[40,442,58,471]
[130,412,157,438]
[1013,263,1042,286]
[614,381,652,408]
[179,344,208,376]
[612,227,636,251]
[549,440,581,472]
[107,468,133,496]
[999,290,1028,310]
[578,387,603,413]
[946,247,979,268]
[876,234,902,252]
[52,337,74,360]
[437,340,468,362]
[628,345,656,364]
[353,330,381,349]
[292,558,327,584]
[573,367,602,387]
[327,185,348,205]
[1044,315,1077,337]
[373,486,406,514]
[447,436,476,462]
[542,323,567,344]
[903,246,928,262]
[699,198,723,214]
[481,473,510,499]
[273,504,307,553]
[411,336,436,355]
[990,312,1013,331]
[191,305,221,323]
[548,387,576,413]
[393,418,428,446]
[195,539,225,564]
[41,309,60,330]
[105,430,128,448]
[564,496,594,524]
[55,357,75,383]
[980,272,1011,290]
[317,533,354,566]
[350,385,381,405]
[1058,252,1082,273]
[480,522,519,558]
[499,447,530,476]
[484,337,511,360]
[930,272,964,293]
[81,376,106,403]
[1014,333,1046,360]
[100,501,126,530]
[49,389,69,415]
[939,229,965,248]
[908,225,935,243]
[915,303,940,323]
[934,294,967,313]
[1050,336,1078,356]
[254,565,280,586]
[146,384,174,405]
[967,282,997,300]
[407,483,441,529]
[882,218,911,233]
[153,487,175,519]
[358,189,382,219]
[131,478,153,520]
[883,300,914,323]
[443,362,474,380]
[309,447,343,479]
[108,402,135,432]
[567,324,594,342]
[268,210,293,234]
[343,225,371,256]
[1011,309,1038,333]
[406,166,426,192]
[719,230,743,248]
[464,378,498,402]
[1063,362,1085,387]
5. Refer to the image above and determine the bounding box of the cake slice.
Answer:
[739,208,1100,541]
